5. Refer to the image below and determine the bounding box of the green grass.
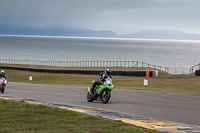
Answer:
[3,65,200,93]
[0,99,161,133]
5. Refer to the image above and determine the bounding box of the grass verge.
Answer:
[0,99,161,133]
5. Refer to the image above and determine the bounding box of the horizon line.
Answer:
[1,34,200,42]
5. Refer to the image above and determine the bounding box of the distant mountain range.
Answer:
[1,24,200,40]
[119,29,200,40]
[0,24,116,37]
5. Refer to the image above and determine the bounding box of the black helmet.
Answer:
[105,68,111,75]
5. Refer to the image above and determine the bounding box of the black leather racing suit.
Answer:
[91,72,112,93]
[0,73,7,79]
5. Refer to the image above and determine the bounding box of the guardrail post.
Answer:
[192,67,194,74]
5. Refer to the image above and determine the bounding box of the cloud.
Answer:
[0,1,93,25]
[0,0,200,34]
[0,0,189,23]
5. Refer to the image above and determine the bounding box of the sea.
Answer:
[0,35,200,74]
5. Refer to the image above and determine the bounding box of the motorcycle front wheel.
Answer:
[87,92,94,102]
[1,86,5,93]
[100,90,111,104]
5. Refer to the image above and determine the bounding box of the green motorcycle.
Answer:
[87,78,114,104]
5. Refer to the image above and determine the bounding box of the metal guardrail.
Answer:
[0,59,169,73]
[190,63,200,74]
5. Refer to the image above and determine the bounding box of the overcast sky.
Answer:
[1,0,200,34]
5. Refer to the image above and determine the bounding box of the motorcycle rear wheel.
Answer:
[87,92,94,102]
[100,90,111,104]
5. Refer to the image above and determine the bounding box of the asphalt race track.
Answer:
[2,82,200,127]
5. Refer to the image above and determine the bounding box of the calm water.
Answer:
[0,35,200,73]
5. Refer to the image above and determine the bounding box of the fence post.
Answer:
[192,67,194,74]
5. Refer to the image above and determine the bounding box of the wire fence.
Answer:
[190,63,200,74]
[167,67,192,75]
[1,59,199,74]
[0,59,169,73]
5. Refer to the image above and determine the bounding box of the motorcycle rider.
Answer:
[89,68,112,96]
[0,70,7,79]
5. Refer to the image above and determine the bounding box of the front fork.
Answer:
[0,84,2,91]
[0,84,5,89]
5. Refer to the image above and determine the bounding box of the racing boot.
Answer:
[88,87,93,95]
